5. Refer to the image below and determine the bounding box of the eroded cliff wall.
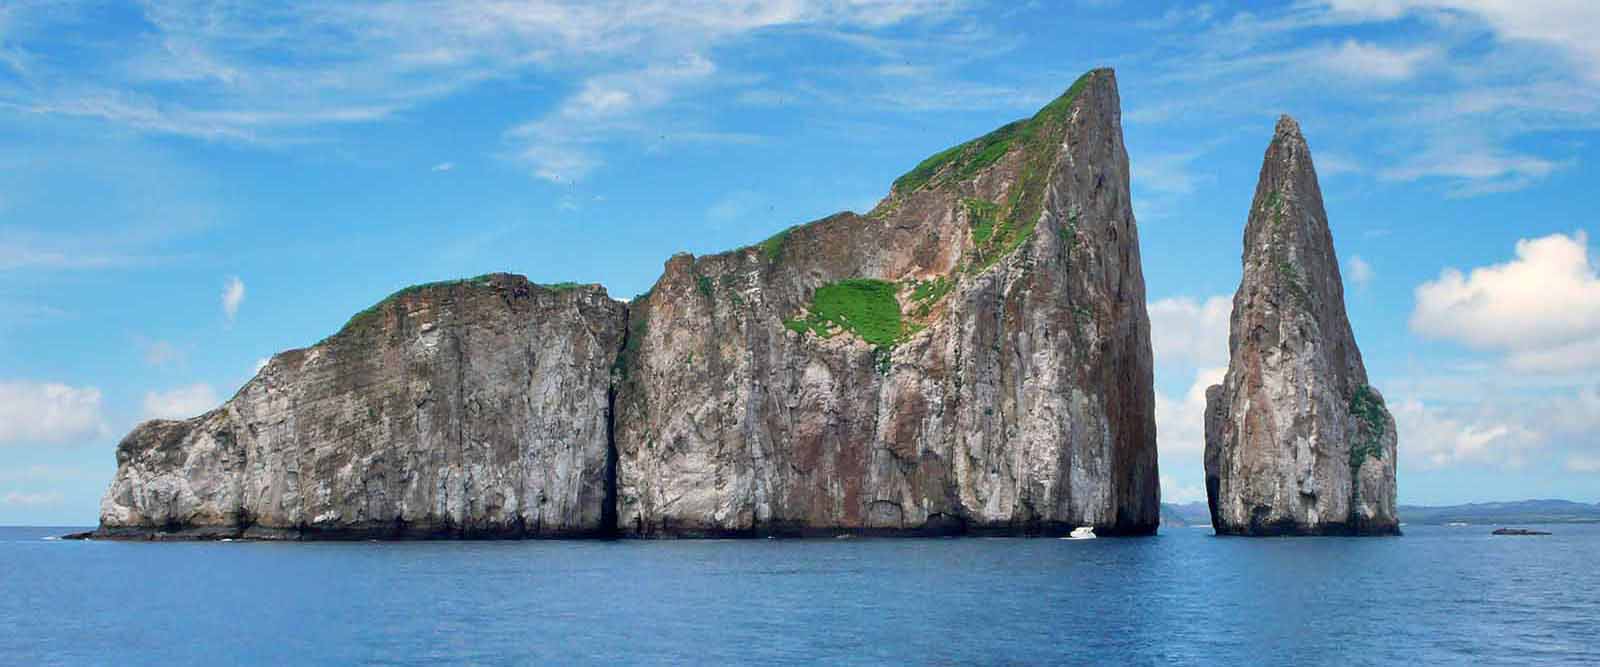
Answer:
[94,68,1160,540]
[1203,117,1399,536]
[98,275,626,539]
[613,69,1158,537]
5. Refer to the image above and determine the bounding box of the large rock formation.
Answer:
[1203,116,1399,536]
[614,69,1158,537]
[98,275,627,539]
[92,68,1160,540]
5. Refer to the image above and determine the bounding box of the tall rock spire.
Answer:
[1204,115,1399,536]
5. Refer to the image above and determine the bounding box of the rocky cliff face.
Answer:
[614,69,1158,537]
[94,68,1160,540]
[98,275,626,539]
[1203,117,1399,536]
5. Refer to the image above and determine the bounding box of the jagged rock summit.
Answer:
[615,68,1158,537]
[1203,116,1399,536]
[92,68,1160,540]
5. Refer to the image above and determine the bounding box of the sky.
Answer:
[2,0,1597,525]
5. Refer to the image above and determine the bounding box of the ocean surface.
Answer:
[2,524,1596,665]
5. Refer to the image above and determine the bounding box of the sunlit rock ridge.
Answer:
[94,68,1161,539]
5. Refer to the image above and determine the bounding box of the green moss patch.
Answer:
[613,291,652,380]
[757,226,795,262]
[1348,385,1388,471]
[784,279,904,347]
[335,274,497,337]
[963,198,1001,245]
[893,120,1026,193]
[907,276,954,318]
[894,71,1093,197]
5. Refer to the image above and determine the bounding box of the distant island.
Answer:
[1162,499,1600,528]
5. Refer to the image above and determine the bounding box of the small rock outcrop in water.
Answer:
[1491,528,1552,536]
[98,276,626,539]
[1203,116,1399,537]
[93,69,1160,540]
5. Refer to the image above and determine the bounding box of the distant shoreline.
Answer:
[1160,499,1600,528]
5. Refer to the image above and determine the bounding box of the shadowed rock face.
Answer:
[94,68,1160,540]
[1203,116,1399,537]
[615,69,1158,537]
[97,275,627,539]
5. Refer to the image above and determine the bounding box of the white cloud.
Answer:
[1315,152,1362,176]
[1160,474,1207,505]
[142,383,219,420]
[1411,232,1600,372]
[1,1,965,178]
[1149,296,1233,369]
[141,339,185,368]
[1,490,64,507]
[1392,398,1543,470]
[1346,255,1375,289]
[0,464,100,483]
[707,190,764,223]
[431,162,454,172]
[1131,149,1206,196]
[1569,455,1600,474]
[0,239,139,271]
[1323,1,1600,79]
[1155,366,1228,457]
[1314,39,1434,81]
[507,52,719,182]
[1380,146,1569,195]
[221,275,245,322]
[0,381,108,445]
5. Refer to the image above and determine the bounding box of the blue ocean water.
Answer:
[2,525,1596,665]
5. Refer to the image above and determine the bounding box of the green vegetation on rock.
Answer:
[906,72,1097,273]
[613,292,651,380]
[1348,385,1387,471]
[963,198,1001,245]
[784,279,904,347]
[894,120,1026,193]
[907,276,954,318]
[335,274,497,338]
[894,71,1093,201]
[757,226,794,262]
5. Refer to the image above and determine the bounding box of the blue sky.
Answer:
[2,0,1597,524]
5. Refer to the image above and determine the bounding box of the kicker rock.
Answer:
[97,275,626,539]
[614,69,1159,537]
[1203,116,1399,536]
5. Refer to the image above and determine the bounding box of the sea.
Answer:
[2,524,1595,665]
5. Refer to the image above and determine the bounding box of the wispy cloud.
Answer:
[221,276,245,323]
[142,383,219,420]
[1346,255,1375,289]
[139,338,186,369]
[1149,295,1233,369]
[0,1,971,181]
[1313,39,1435,82]
[1,490,64,507]
[1123,1,1596,196]
[0,381,108,446]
